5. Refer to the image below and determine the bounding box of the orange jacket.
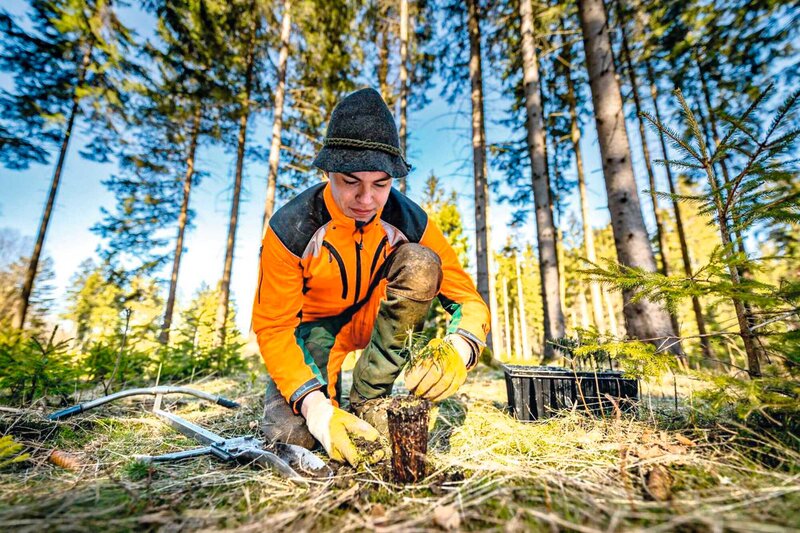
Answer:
[252,182,490,412]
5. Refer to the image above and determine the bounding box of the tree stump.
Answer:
[387,395,430,483]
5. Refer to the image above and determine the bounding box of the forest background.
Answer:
[0,0,798,411]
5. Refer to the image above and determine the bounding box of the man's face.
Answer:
[328,171,393,222]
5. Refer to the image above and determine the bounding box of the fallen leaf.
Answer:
[433,503,461,531]
[643,465,673,501]
[248,420,258,430]
[675,434,696,447]
[641,429,655,444]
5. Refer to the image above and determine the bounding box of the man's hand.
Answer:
[404,334,474,402]
[302,391,384,466]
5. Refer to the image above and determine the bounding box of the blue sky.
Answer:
[1,0,674,334]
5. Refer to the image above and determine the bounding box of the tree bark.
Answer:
[217,5,259,347]
[615,1,682,341]
[14,44,92,330]
[518,0,566,361]
[378,18,391,105]
[262,0,292,235]
[159,106,202,344]
[645,58,713,361]
[576,0,680,352]
[560,22,607,335]
[398,0,409,194]
[466,0,498,353]
[616,4,668,276]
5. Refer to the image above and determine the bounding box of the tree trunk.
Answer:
[556,227,567,320]
[398,0,409,194]
[159,107,202,344]
[616,2,682,341]
[576,0,680,353]
[579,285,591,330]
[561,22,607,334]
[262,0,292,235]
[577,158,607,335]
[14,44,92,330]
[377,19,391,105]
[502,275,512,359]
[519,0,565,361]
[217,7,258,347]
[645,58,713,361]
[616,4,668,276]
[515,253,531,360]
[602,285,619,337]
[466,0,498,353]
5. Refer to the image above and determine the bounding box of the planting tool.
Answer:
[49,386,332,481]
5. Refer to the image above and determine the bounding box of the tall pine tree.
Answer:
[94,0,230,343]
[576,0,681,354]
[0,0,137,330]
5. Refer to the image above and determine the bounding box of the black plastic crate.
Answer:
[503,365,639,421]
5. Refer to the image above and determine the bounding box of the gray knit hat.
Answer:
[312,88,410,178]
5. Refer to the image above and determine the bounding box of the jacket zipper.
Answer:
[369,236,388,279]
[354,229,363,306]
[322,241,348,300]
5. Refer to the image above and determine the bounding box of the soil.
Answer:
[351,435,385,460]
[387,395,431,483]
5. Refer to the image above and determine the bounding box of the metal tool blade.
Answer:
[272,442,333,479]
[135,446,214,463]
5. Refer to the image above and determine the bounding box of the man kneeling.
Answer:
[252,88,490,466]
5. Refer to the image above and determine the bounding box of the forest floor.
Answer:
[0,365,798,532]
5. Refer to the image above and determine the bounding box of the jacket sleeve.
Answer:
[419,220,491,367]
[252,228,324,414]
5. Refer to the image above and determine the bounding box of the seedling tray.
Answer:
[502,365,639,421]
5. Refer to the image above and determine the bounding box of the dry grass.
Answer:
[0,367,798,532]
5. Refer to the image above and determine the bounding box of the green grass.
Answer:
[0,367,798,532]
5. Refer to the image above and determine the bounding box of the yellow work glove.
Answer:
[404,334,474,402]
[302,391,384,466]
